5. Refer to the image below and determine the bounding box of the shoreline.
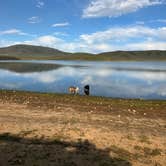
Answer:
[0,89,165,119]
[1,57,166,61]
[0,89,165,166]
[1,89,166,100]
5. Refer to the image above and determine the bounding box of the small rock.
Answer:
[133,109,136,113]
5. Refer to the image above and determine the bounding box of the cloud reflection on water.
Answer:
[0,62,166,99]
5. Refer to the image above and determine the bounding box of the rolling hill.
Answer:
[0,44,166,61]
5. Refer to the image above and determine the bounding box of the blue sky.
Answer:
[0,0,166,53]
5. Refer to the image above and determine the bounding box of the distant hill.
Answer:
[0,44,166,61]
[0,44,69,57]
[98,50,166,61]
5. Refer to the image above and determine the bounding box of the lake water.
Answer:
[0,60,166,100]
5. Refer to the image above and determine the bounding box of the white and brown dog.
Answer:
[68,86,79,95]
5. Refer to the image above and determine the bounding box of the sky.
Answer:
[0,0,166,53]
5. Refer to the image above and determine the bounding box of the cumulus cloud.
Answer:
[52,22,70,27]
[124,41,166,50]
[66,26,166,52]
[80,26,158,44]
[0,29,28,35]
[28,16,41,24]
[0,40,19,47]
[24,35,63,47]
[83,0,163,18]
[1,25,166,53]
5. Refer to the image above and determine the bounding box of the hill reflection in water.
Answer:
[0,60,166,99]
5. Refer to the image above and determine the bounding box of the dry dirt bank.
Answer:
[0,90,165,166]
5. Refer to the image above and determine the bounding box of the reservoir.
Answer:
[0,60,166,100]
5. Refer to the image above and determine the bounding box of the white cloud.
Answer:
[125,41,166,50]
[52,22,70,27]
[150,19,166,23]
[53,32,68,36]
[26,70,60,83]
[136,21,145,25]
[128,71,166,81]
[28,16,41,24]
[0,29,28,36]
[24,35,64,48]
[83,0,163,18]
[0,40,18,47]
[36,0,44,8]
[1,25,166,53]
[80,25,166,42]
[157,19,166,23]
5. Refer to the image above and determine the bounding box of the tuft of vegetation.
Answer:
[110,145,132,161]
[126,134,135,140]
[139,135,151,144]
[143,147,162,156]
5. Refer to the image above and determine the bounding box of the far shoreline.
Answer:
[1,57,166,61]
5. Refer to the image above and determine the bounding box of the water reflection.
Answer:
[0,61,166,99]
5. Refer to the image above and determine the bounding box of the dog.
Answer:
[68,86,79,95]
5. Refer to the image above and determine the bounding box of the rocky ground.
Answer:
[0,90,165,166]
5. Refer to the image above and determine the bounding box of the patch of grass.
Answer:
[62,117,79,125]
[19,129,37,137]
[126,134,135,140]
[134,145,162,157]
[53,133,69,143]
[70,117,79,124]
[151,148,162,156]
[143,147,162,156]
[139,135,151,144]
[110,145,132,161]
[134,145,142,151]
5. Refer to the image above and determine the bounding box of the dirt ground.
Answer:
[0,90,165,166]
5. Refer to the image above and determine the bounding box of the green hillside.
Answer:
[0,44,166,61]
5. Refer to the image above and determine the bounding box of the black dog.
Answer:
[84,85,90,96]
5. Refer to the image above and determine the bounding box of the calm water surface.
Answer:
[0,60,166,99]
